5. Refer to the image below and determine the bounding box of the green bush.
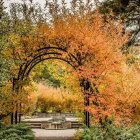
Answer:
[0,122,5,130]
[0,123,35,140]
[75,123,140,140]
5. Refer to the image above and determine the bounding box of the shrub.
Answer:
[0,123,35,140]
[35,83,83,113]
[0,122,5,130]
[75,123,140,140]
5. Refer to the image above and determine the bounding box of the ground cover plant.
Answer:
[75,122,140,140]
[0,123,35,140]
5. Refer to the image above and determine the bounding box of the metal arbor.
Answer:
[12,45,91,127]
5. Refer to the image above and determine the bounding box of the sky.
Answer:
[4,0,72,9]
[4,0,46,8]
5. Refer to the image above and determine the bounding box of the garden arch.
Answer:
[12,45,90,127]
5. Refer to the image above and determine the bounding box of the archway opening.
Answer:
[19,59,84,129]
[11,44,91,127]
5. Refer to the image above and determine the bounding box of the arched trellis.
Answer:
[12,46,91,127]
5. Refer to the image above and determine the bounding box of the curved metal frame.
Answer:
[12,46,90,127]
[17,47,79,81]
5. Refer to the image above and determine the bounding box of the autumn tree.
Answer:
[33,83,82,114]
[0,0,14,121]
[0,0,12,87]
[97,0,140,48]
[31,60,80,93]
[2,0,140,125]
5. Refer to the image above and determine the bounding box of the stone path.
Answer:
[32,129,77,140]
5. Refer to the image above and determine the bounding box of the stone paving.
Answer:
[33,128,77,140]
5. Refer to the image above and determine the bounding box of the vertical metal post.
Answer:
[15,110,18,124]
[19,103,21,123]
[12,78,19,124]
[80,78,90,127]
[11,78,15,124]
[11,113,14,124]
[84,94,90,127]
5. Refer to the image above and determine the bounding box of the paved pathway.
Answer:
[32,129,77,140]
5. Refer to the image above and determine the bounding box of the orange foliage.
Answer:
[7,1,133,125]
[28,83,83,113]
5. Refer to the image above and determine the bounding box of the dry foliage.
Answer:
[30,83,83,113]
